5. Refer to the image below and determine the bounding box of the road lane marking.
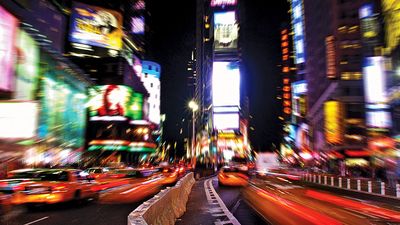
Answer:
[231,199,241,214]
[24,216,49,225]
[204,178,241,225]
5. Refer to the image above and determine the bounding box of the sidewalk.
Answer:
[176,177,240,225]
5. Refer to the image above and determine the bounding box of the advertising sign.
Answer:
[214,113,239,130]
[0,102,38,139]
[381,0,400,52]
[324,101,343,144]
[292,80,307,96]
[212,62,240,107]
[15,30,40,100]
[0,6,18,91]
[363,57,387,104]
[88,85,143,120]
[366,110,391,129]
[214,11,238,51]
[131,16,144,34]
[325,36,336,79]
[38,74,87,147]
[211,0,237,7]
[291,0,305,64]
[69,2,123,50]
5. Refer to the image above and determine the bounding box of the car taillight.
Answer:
[163,169,168,173]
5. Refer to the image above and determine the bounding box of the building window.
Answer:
[149,65,152,70]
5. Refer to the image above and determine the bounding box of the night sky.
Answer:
[146,0,290,152]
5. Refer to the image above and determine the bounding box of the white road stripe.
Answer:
[204,178,241,225]
[24,216,49,225]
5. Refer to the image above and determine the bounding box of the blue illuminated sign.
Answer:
[291,0,305,64]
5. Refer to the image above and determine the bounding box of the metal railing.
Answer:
[302,173,400,198]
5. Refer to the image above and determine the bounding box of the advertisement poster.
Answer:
[0,102,38,139]
[69,2,123,50]
[212,61,240,107]
[15,30,40,100]
[38,75,86,147]
[88,85,143,120]
[0,6,18,91]
[214,11,238,50]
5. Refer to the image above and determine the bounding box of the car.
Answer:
[108,169,140,179]
[84,167,111,180]
[160,167,179,185]
[218,167,249,186]
[13,169,98,205]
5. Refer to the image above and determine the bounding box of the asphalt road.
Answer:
[3,198,144,225]
[211,177,268,225]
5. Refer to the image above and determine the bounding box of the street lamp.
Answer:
[188,100,198,160]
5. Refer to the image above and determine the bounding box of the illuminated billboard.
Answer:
[292,80,307,96]
[0,102,38,139]
[214,11,238,50]
[88,85,143,121]
[382,0,400,52]
[291,0,305,64]
[366,111,391,128]
[69,2,123,50]
[131,16,145,34]
[0,6,18,91]
[363,57,387,104]
[211,0,237,7]
[212,62,240,107]
[324,101,344,144]
[325,36,336,79]
[15,30,40,100]
[214,113,239,130]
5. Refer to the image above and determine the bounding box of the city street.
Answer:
[3,176,167,225]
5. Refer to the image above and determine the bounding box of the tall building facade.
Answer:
[287,0,374,167]
[195,0,249,167]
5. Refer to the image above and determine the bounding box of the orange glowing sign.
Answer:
[326,36,336,79]
[324,101,343,144]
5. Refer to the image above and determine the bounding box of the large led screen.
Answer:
[0,6,18,91]
[214,11,238,50]
[15,30,40,100]
[366,111,392,128]
[214,113,239,130]
[38,75,87,147]
[212,62,240,107]
[0,102,38,139]
[69,2,123,50]
[363,57,386,104]
[88,85,143,120]
[291,0,305,64]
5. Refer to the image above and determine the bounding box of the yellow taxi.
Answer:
[13,169,98,205]
[161,167,179,185]
[218,166,249,186]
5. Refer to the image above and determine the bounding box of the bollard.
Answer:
[357,180,361,191]
[368,181,372,193]
[318,175,321,184]
[347,179,350,189]
[331,177,334,186]
[324,176,327,185]
[397,184,400,198]
[339,177,342,188]
[381,182,385,195]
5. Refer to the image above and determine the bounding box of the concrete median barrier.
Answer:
[128,172,195,225]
